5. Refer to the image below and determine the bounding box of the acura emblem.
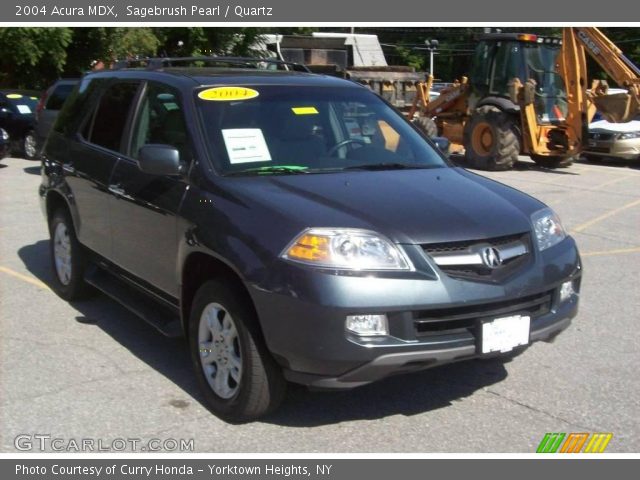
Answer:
[481,247,502,268]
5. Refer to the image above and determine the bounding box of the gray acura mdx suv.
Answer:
[40,58,581,422]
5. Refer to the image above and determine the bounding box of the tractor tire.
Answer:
[413,116,438,138]
[463,106,520,171]
[531,154,574,169]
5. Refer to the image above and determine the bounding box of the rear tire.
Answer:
[189,280,286,423]
[413,116,438,138]
[49,208,91,300]
[463,106,520,170]
[531,154,574,169]
[23,130,38,160]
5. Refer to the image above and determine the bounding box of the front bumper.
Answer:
[250,237,581,389]
[286,300,575,389]
[584,137,640,160]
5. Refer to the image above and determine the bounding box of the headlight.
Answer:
[281,228,412,271]
[531,208,566,251]
[0,128,8,141]
[617,131,640,140]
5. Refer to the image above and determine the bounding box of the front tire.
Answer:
[463,106,520,170]
[413,116,438,138]
[189,280,286,423]
[49,208,91,300]
[23,130,38,160]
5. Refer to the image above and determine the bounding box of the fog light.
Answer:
[346,314,389,336]
[560,280,575,302]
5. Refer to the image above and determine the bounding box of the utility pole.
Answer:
[425,39,439,77]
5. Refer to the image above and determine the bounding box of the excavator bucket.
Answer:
[591,91,640,123]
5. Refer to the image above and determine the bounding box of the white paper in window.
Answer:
[221,128,272,164]
[17,105,32,114]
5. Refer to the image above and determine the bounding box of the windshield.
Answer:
[4,93,38,115]
[195,85,447,175]
[523,44,568,124]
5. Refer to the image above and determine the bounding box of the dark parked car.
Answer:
[0,90,40,159]
[35,79,79,157]
[40,58,582,422]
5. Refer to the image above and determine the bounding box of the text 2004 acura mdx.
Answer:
[40,59,581,422]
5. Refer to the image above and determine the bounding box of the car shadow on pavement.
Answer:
[450,154,580,175]
[23,166,41,175]
[511,161,579,174]
[575,157,640,170]
[17,240,201,400]
[18,239,510,427]
[265,358,508,427]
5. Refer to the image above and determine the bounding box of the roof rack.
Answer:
[112,56,311,73]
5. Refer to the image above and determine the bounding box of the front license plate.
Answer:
[481,315,530,354]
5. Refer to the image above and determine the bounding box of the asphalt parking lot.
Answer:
[1,155,639,453]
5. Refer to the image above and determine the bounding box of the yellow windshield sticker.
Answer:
[6,94,23,99]
[198,87,259,101]
[291,106,319,115]
[378,120,400,152]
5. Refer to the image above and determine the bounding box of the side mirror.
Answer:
[137,144,182,176]
[432,136,450,156]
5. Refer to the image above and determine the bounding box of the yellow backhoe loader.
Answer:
[410,28,640,170]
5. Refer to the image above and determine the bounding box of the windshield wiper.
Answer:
[343,163,433,171]
[225,165,309,176]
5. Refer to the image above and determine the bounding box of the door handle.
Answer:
[62,164,75,175]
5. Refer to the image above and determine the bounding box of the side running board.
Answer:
[85,265,183,337]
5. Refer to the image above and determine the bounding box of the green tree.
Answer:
[394,46,425,71]
[0,28,72,89]
[63,28,160,75]
[108,28,160,59]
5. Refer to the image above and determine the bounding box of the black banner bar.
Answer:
[4,459,640,480]
[2,0,638,23]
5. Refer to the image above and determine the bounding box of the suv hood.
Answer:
[228,167,543,245]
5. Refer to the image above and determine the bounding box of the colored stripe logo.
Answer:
[537,433,612,453]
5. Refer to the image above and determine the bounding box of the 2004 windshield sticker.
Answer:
[198,87,259,101]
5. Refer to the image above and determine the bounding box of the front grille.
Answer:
[586,146,610,153]
[413,290,553,338]
[589,132,615,141]
[423,232,524,255]
[422,232,532,283]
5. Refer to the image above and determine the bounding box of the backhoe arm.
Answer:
[569,27,640,123]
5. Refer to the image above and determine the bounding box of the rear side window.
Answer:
[53,77,104,136]
[85,82,139,153]
[46,83,76,111]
